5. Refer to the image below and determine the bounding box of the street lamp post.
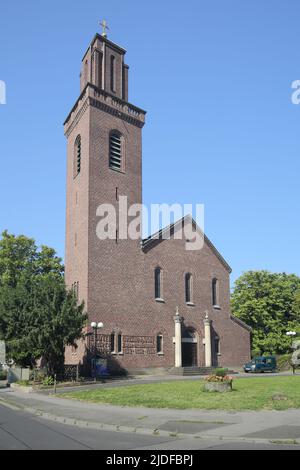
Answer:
[91,322,104,381]
[286,331,297,374]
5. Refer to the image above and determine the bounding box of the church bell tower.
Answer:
[64,26,146,335]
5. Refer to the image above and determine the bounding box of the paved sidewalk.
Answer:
[1,384,300,446]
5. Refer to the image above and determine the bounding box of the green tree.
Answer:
[292,289,300,333]
[0,231,87,374]
[0,230,63,287]
[231,270,300,355]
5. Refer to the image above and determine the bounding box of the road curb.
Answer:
[0,396,300,446]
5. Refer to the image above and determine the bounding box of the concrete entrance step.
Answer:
[168,366,217,376]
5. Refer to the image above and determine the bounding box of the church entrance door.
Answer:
[182,342,198,367]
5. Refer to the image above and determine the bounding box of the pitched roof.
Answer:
[141,214,232,273]
[230,315,252,332]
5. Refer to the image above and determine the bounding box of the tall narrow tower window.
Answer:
[109,132,124,171]
[154,267,162,300]
[212,278,219,307]
[185,273,193,304]
[74,135,81,177]
[110,55,115,92]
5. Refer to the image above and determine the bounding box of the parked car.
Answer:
[243,356,277,373]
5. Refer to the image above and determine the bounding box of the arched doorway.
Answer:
[182,328,198,367]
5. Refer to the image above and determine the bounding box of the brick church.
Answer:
[64,28,251,374]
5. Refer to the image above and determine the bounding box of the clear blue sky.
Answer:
[0,0,299,286]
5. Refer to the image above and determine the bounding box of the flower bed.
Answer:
[204,373,233,393]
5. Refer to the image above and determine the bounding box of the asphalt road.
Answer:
[0,402,173,450]
[1,403,300,451]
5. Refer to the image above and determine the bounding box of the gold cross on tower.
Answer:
[99,20,109,38]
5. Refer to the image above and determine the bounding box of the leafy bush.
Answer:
[215,368,228,377]
[251,349,261,358]
[277,354,292,371]
[31,370,47,383]
[16,380,31,386]
[0,370,7,380]
[42,376,54,386]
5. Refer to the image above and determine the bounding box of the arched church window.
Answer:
[156,335,163,354]
[184,327,196,339]
[110,333,115,353]
[74,135,81,177]
[110,332,123,354]
[154,267,162,300]
[109,132,124,171]
[212,278,219,307]
[117,333,123,354]
[185,273,193,303]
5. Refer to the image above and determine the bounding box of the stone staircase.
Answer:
[168,366,217,376]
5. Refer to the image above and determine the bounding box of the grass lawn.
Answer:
[58,376,300,411]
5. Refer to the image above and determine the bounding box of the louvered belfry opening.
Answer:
[109,132,122,171]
